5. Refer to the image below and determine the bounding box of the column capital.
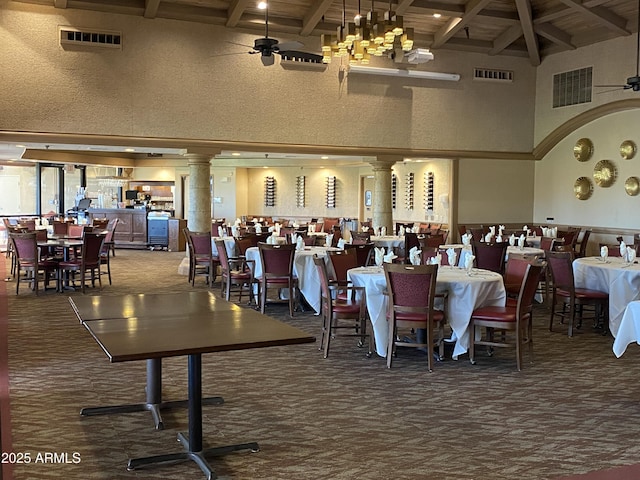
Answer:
[368,155,402,171]
[183,153,214,166]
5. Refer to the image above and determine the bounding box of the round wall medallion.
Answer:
[574,177,593,200]
[593,159,617,187]
[574,138,594,162]
[625,176,640,196]
[620,140,637,160]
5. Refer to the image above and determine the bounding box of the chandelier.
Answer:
[321,0,414,65]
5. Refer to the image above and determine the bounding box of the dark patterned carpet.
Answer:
[3,249,640,480]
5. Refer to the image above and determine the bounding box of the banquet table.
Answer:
[573,256,640,336]
[445,244,545,267]
[348,265,506,358]
[612,301,640,357]
[244,245,340,314]
[77,293,314,479]
[370,235,404,250]
[211,236,238,258]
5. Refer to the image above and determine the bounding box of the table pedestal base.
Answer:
[126,432,259,479]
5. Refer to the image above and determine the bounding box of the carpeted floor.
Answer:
[3,249,640,480]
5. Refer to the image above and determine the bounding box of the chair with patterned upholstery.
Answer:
[9,231,58,295]
[313,255,370,358]
[214,238,256,304]
[469,261,543,370]
[471,240,509,274]
[256,243,298,316]
[546,250,609,337]
[384,263,446,371]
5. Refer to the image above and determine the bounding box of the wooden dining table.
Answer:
[73,292,315,479]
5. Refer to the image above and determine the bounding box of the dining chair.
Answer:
[326,249,358,289]
[468,261,543,370]
[313,255,371,358]
[383,263,446,371]
[419,234,445,249]
[183,228,219,286]
[350,231,371,245]
[52,220,69,235]
[598,243,623,256]
[546,250,609,337]
[471,240,509,274]
[344,242,375,267]
[573,229,592,258]
[58,232,106,293]
[98,224,118,285]
[67,224,86,239]
[401,232,421,263]
[9,232,58,295]
[419,246,438,265]
[235,234,258,256]
[214,238,256,304]
[330,226,342,247]
[322,217,339,234]
[91,218,109,229]
[469,227,485,241]
[437,246,462,266]
[503,254,542,306]
[104,218,119,257]
[256,242,298,316]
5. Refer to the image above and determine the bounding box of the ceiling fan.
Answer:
[247,3,322,66]
[595,0,640,92]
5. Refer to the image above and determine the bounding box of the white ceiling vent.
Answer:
[59,26,122,49]
[473,68,513,83]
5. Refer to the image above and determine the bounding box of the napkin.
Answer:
[627,247,636,263]
[620,241,627,259]
[523,225,529,232]
[600,245,608,260]
[374,227,380,236]
[550,227,557,238]
[363,226,369,232]
[381,226,387,236]
[374,247,385,266]
[398,226,405,236]
[231,225,239,237]
[291,233,298,245]
[409,246,422,266]
[235,218,242,226]
[274,223,281,235]
[383,249,397,263]
[293,222,299,228]
[446,248,457,267]
[255,223,262,234]
[519,234,526,249]
[499,225,505,235]
[259,217,264,222]
[496,235,503,243]
[217,226,225,237]
[268,226,275,233]
[462,233,472,246]
[296,236,305,251]
[509,234,516,246]
[325,234,333,247]
[266,234,276,245]
[308,224,316,233]
[465,254,475,273]
[429,254,442,266]
[337,238,346,249]
[489,226,496,235]
[484,232,493,243]
[542,227,548,237]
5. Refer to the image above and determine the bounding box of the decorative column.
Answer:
[368,155,401,233]
[185,153,214,233]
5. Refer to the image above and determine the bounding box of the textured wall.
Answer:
[0,2,536,153]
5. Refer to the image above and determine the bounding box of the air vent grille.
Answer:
[473,68,513,82]
[553,66,592,108]
[59,27,122,49]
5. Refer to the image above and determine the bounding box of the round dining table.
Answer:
[347,265,506,359]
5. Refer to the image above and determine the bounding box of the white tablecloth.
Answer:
[371,236,404,250]
[245,246,339,314]
[450,245,545,267]
[348,265,506,358]
[573,257,640,336]
[211,236,237,258]
[612,301,640,357]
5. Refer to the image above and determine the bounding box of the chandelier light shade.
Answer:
[321,0,414,65]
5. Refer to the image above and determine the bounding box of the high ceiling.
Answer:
[16,0,640,66]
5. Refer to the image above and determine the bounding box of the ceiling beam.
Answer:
[535,23,575,50]
[144,0,161,19]
[431,0,493,48]
[488,24,523,55]
[226,0,251,28]
[515,0,540,66]
[556,0,630,35]
[300,0,334,36]
[53,0,68,7]
[396,0,417,15]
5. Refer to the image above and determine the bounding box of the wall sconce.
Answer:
[424,171,434,211]
[264,176,276,207]
[296,175,306,208]
[391,173,397,210]
[326,176,336,208]
[405,172,414,210]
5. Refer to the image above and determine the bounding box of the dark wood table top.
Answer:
[69,291,236,322]
[73,292,315,362]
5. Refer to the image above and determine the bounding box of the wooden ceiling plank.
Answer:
[515,0,540,66]
[300,0,334,36]
[227,0,251,28]
[488,24,523,55]
[396,0,417,15]
[54,0,68,8]
[556,0,630,35]
[535,22,575,50]
[432,0,492,47]
[144,0,161,19]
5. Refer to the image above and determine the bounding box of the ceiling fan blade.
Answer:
[593,84,627,88]
[274,41,303,51]
[596,88,625,94]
